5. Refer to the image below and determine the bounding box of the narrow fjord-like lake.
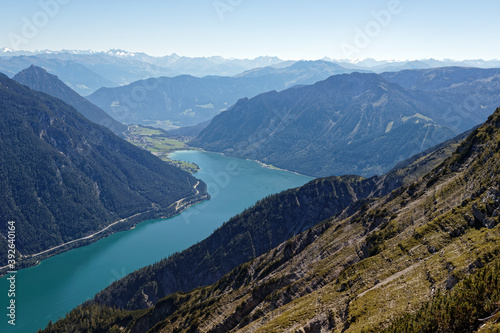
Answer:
[1,151,312,332]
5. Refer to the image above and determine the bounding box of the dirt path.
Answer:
[357,259,427,298]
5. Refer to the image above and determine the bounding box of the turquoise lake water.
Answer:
[0,151,312,332]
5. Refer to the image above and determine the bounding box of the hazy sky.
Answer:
[1,0,498,60]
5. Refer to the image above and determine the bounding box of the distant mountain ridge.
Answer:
[86,60,362,128]
[2,48,499,117]
[192,68,500,177]
[13,65,126,135]
[235,59,371,85]
[3,48,500,71]
[191,72,462,177]
[0,49,290,94]
[0,55,117,95]
[381,66,500,91]
[381,67,500,130]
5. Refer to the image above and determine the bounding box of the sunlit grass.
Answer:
[125,125,199,173]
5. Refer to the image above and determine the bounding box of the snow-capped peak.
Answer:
[106,49,137,57]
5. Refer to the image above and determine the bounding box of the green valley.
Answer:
[124,125,199,173]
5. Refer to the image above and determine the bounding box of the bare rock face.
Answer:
[301,313,335,333]
[446,275,459,290]
[471,191,500,229]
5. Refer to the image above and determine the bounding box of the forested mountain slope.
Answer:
[13,65,126,135]
[0,74,207,267]
[86,61,359,128]
[192,72,461,177]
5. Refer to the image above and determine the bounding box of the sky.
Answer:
[0,0,499,61]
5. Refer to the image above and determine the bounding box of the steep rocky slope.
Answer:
[41,106,500,332]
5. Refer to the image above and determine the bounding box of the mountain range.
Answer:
[192,68,500,177]
[2,48,500,96]
[40,104,500,332]
[86,60,361,128]
[3,48,500,72]
[190,73,450,177]
[0,55,117,95]
[0,73,207,267]
[325,56,500,72]
[0,49,289,95]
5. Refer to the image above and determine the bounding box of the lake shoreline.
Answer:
[1,150,312,333]
[175,148,315,179]
[0,185,209,278]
